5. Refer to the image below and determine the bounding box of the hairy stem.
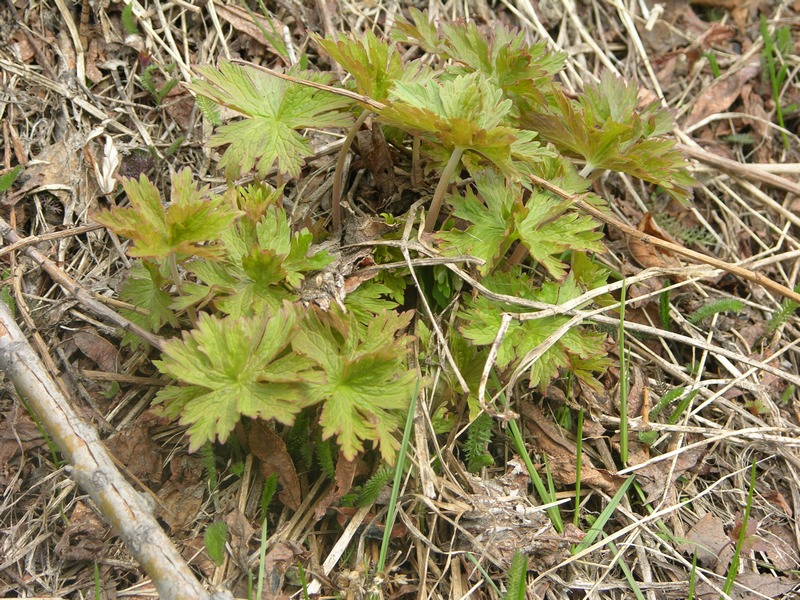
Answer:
[332,110,370,235]
[423,146,464,233]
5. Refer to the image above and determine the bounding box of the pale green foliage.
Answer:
[97,17,696,484]
[395,11,565,113]
[191,61,353,178]
[292,309,417,462]
[377,73,551,176]
[121,261,179,332]
[439,171,604,277]
[460,270,611,391]
[95,169,241,260]
[154,305,320,451]
[521,72,693,203]
[180,204,334,317]
[315,29,405,100]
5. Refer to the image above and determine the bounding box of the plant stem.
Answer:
[618,279,628,466]
[332,110,370,235]
[574,407,584,527]
[423,146,464,233]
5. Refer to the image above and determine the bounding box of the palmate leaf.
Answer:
[393,11,564,112]
[520,73,694,203]
[442,20,564,111]
[182,206,334,317]
[459,270,610,392]
[438,171,519,275]
[377,73,551,176]
[437,171,604,278]
[514,189,605,280]
[121,260,180,332]
[153,305,320,451]
[191,61,353,179]
[292,309,416,463]
[95,169,241,261]
[315,29,405,101]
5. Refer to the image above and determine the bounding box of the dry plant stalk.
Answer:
[0,302,230,600]
[529,174,800,305]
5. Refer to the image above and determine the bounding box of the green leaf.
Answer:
[120,260,180,333]
[437,172,603,278]
[376,73,551,176]
[191,61,353,178]
[184,206,333,317]
[204,521,227,566]
[292,309,416,463]
[520,73,694,204]
[441,20,565,111]
[94,169,241,261]
[459,270,610,392]
[316,29,405,101]
[515,189,605,280]
[154,305,319,451]
[437,171,519,274]
[0,166,23,194]
[391,8,444,54]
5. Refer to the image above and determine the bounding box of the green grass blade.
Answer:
[722,460,758,595]
[377,377,422,572]
[574,476,634,553]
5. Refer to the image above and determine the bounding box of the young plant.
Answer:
[96,15,696,521]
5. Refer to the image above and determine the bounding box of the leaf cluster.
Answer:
[97,14,695,483]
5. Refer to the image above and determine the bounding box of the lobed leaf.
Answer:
[292,309,416,463]
[154,306,318,451]
[192,61,353,178]
[95,169,241,261]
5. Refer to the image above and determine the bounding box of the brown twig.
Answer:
[0,217,166,350]
[0,302,230,600]
[529,174,800,305]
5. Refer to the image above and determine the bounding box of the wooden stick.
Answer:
[529,174,800,305]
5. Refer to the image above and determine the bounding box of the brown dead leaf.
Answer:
[628,213,683,270]
[356,119,397,202]
[225,507,256,567]
[8,132,84,206]
[314,451,364,520]
[105,421,162,485]
[249,419,302,511]
[73,330,119,373]
[762,489,792,517]
[685,64,760,128]
[214,4,287,56]
[520,402,626,494]
[256,541,308,599]
[55,501,109,561]
[761,522,800,571]
[163,83,196,131]
[678,512,733,572]
[181,534,217,579]
[634,437,707,503]
[0,407,45,464]
[728,512,770,554]
[697,571,796,599]
[156,455,205,532]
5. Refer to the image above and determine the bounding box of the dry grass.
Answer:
[1,0,800,598]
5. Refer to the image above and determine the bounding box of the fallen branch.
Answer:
[0,301,230,600]
[0,217,164,350]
